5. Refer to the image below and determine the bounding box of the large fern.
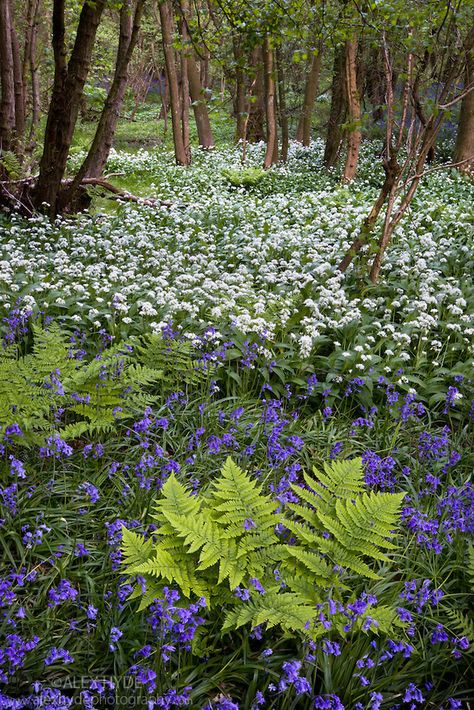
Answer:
[122,457,404,640]
[0,324,163,442]
[286,459,405,581]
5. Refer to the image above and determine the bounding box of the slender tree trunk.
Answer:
[276,46,288,162]
[247,46,265,142]
[179,1,191,164]
[263,36,278,168]
[200,50,209,88]
[296,45,322,146]
[368,26,474,283]
[0,0,16,153]
[22,0,41,146]
[29,0,41,142]
[159,0,188,165]
[188,56,214,149]
[324,45,346,168]
[342,37,362,182]
[33,0,106,214]
[233,35,247,143]
[412,49,435,164]
[159,70,169,131]
[11,22,25,144]
[365,47,385,123]
[73,0,145,183]
[338,154,400,272]
[454,53,474,174]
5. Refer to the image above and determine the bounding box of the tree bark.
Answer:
[22,0,42,144]
[179,1,191,165]
[323,45,346,168]
[365,47,385,123]
[159,0,189,165]
[338,154,400,272]
[454,53,474,174]
[188,56,214,149]
[342,37,361,182]
[74,0,145,181]
[232,35,247,143]
[247,46,265,143]
[263,36,278,168]
[200,50,209,88]
[33,0,107,214]
[295,45,322,146]
[29,0,41,142]
[0,0,16,153]
[276,46,288,162]
[10,21,25,144]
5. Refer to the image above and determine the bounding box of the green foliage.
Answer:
[134,332,212,389]
[123,457,404,639]
[0,151,21,179]
[0,323,163,441]
[222,167,267,188]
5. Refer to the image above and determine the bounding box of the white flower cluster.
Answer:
[1,141,473,367]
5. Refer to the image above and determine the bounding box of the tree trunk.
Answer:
[200,50,209,88]
[33,0,106,215]
[188,56,214,149]
[247,46,265,142]
[232,35,247,143]
[365,47,385,123]
[158,70,169,131]
[342,37,361,182]
[29,0,41,142]
[159,0,188,165]
[74,0,145,182]
[22,0,42,145]
[338,153,400,272]
[276,46,288,162]
[295,45,322,146]
[454,53,474,174]
[323,45,346,168]
[263,36,278,168]
[0,0,16,153]
[179,2,191,164]
[11,21,25,144]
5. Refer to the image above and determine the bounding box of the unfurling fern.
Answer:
[122,457,404,640]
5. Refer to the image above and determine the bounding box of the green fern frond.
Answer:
[284,547,333,581]
[121,527,154,568]
[0,150,22,179]
[446,609,474,645]
[210,457,280,535]
[467,546,474,590]
[222,592,315,635]
[153,474,201,520]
